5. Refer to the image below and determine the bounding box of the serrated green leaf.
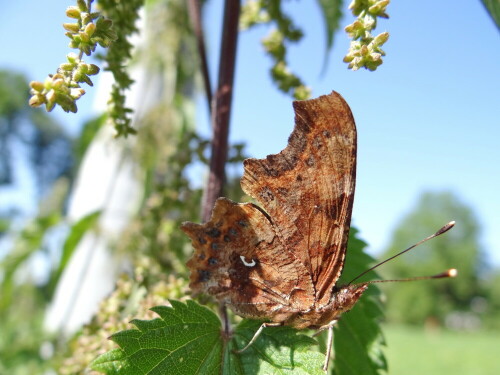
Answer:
[331,228,386,375]
[481,0,500,30]
[91,300,224,375]
[92,300,326,374]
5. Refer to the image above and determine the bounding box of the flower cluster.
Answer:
[240,0,311,100]
[344,0,390,71]
[29,54,99,113]
[97,0,143,137]
[29,0,116,113]
[64,1,115,55]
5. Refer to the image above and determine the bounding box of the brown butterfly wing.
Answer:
[241,91,356,306]
[182,197,316,323]
[181,91,356,324]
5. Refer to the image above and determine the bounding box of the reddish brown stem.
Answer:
[201,0,240,223]
[187,0,212,111]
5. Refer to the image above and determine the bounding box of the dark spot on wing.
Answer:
[198,270,210,282]
[313,136,323,149]
[206,228,221,238]
[277,187,289,196]
[260,187,275,202]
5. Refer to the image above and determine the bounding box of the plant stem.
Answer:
[201,0,240,223]
[187,0,212,113]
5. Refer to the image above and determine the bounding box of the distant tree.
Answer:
[483,269,500,329]
[0,69,73,198]
[379,191,485,326]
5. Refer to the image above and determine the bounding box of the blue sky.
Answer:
[1,1,499,266]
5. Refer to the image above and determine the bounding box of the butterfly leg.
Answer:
[316,320,338,372]
[234,322,283,354]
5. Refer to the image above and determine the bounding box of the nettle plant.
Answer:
[29,0,389,134]
[29,0,114,114]
[29,1,393,374]
[29,0,142,137]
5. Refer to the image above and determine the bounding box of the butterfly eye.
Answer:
[240,255,256,267]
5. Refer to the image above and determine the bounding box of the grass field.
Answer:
[383,325,499,374]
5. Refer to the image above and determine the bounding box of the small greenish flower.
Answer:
[63,23,80,33]
[84,22,96,37]
[86,64,100,75]
[80,12,93,25]
[28,93,45,108]
[70,87,85,99]
[66,52,79,64]
[345,19,366,40]
[240,0,270,30]
[65,6,81,19]
[293,85,311,101]
[29,81,44,92]
[373,31,389,46]
[368,0,390,18]
[262,29,285,58]
[343,31,388,71]
[76,0,88,12]
[344,0,390,71]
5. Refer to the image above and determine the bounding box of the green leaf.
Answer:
[91,300,223,374]
[50,210,101,292]
[74,114,106,165]
[331,228,386,375]
[234,320,325,374]
[0,213,60,309]
[481,0,500,30]
[316,0,344,69]
[91,348,129,374]
[91,301,325,375]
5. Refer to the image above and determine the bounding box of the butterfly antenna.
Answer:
[363,268,458,285]
[348,221,456,285]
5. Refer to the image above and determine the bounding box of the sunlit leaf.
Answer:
[481,0,500,30]
[91,300,325,374]
[50,210,101,291]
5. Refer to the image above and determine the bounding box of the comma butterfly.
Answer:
[181,91,455,371]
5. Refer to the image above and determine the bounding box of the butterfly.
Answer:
[181,90,458,372]
[181,91,364,371]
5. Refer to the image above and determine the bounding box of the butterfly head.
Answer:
[333,283,369,309]
[310,283,369,327]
